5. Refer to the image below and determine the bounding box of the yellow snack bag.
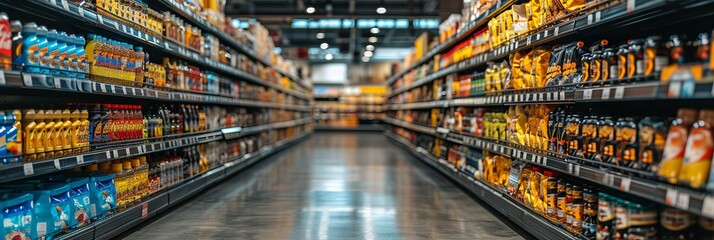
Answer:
[534,47,552,87]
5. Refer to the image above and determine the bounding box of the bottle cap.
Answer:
[122,161,132,170]
[111,163,123,172]
[131,159,140,168]
[84,164,99,172]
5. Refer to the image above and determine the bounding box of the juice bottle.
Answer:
[7,110,21,164]
[679,110,714,189]
[138,156,148,197]
[57,32,69,73]
[22,23,43,73]
[43,29,58,75]
[22,109,37,161]
[61,108,72,155]
[111,163,125,207]
[65,34,77,74]
[34,110,48,159]
[130,158,141,201]
[79,107,90,152]
[11,20,22,71]
[70,108,81,154]
[52,109,64,156]
[0,12,11,70]
[76,36,88,77]
[659,109,698,184]
[134,46,144,86]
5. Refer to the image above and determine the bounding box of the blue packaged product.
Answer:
[56,32,69,73]
[0,193,33,240]
[41,29,57,74]
[23,183,71,240]
[0,111,8,165]
[88,174,115,219]
[48,178,90,229]
[19,23,42,72]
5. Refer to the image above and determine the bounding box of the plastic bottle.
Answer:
[7,110,21,163]
[111,163,126,207]
[0,12,11,70]
[657,108,697,184]
[11,20,22,71]
[43,29,58,74]
[65,34,78,74]
[680,110,714,189]
[22,109,37,161]
[130,158,141,201]
[56,32,69,73]
[79,107,90,152]
[52,109,65,156]
[0,112,8,164]
[70,108,81,154]
[34,110,47,159]
[22,23,43,73]
[61,108,72,155]
[76,36,88,76]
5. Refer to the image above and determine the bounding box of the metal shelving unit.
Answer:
[2,0,312,101]
[385,131,578,240]
[385,117,714,219]
[54,131,312,240]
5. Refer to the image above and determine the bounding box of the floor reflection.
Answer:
[122,132,524,240]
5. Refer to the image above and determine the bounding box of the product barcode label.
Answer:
[665,188,678,206]
[78,7,84,17]
[61,0,69,10]
[106,151,112,159]
[702,196,714,218]
[583,89,593,100]
[619,177,631,191]
[125,148,131,155]
[676,192,690,210]
[76,155,84,164]
[601,88,611,100]
[54,159,61,170]
[54,78,61,88]
[614,86,625,99]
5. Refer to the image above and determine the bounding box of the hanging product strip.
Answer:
[0,0,312,101]
[54,131,311,240]
[152,0,308,89]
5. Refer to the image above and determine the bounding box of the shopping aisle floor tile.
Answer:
[121,132,525,240]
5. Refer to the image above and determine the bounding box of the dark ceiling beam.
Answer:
[227,13,438,19]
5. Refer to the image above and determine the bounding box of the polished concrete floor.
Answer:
[122,132,525,240]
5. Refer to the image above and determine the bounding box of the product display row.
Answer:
[387,127,714,240]
[0,126,311,240]
[313,86,386,130]
[385,0,714,239]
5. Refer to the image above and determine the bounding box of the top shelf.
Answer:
[385,0,516,86]
[154,0,311,90]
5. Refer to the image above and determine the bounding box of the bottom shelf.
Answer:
[56,131,313,240]
[385,132,578,240]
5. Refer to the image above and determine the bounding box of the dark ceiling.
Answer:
[225,0,462,62]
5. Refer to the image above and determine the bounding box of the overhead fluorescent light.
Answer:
[320,43,329,49]
[316,32,325,39]
[370,27,380,34]
[325,53,333,60]
[366,45,375,51]
[368,37,378,43]
[306,7,315,13]
[376,7,386,14]
[363,51,374,57]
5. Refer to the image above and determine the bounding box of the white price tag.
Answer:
[669,81,682,98]
[97,15,104,25]
[677,193,690,210]
[515,41,519,49]
[588,14,594,25]
[113,21,119,29]
[702,196,714,218]
[99,83,106,92]
[554,26,559,36]
[574,165,580,176]
[105,151,112,159]
[536,33,541,41]
[78,7,84,17]
[527,35,532,45]
[543,30,548,38]
[583,89,593,100]
[619,177,631,191]
[122,87,127,95]
[125,148,131,155]
[665,188,678,206]
[110,85,115,93]
[627,0,636,12]
[23,163,34,176]
[132,88,136,95]
[614,86,625,99]
[140,89,145,96]
[542,157,548,166]
[61,0,70,10]
[54,78,61,88]
[122,25,127,33]
[595,11,602,22]
[54,159,61,170]
[538,93,544,101]
[76,155,84,164]
[142,145,147,152]
[112,149,119,158]
[560,91,565,100]
[601,88,611,100]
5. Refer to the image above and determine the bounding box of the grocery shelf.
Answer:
[0,118,312,184]
[153,0,310,90]
[385,132,578,240]
[315,125,386,131]
[54,131,312,240]
[387,0,674,98]
[0,71,312,111]
[384,117,714,219]
[385,0,516,86]
[2,0,311,101]
[387,79,714,110]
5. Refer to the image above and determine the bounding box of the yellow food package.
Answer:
[503,10,514,41]
[530,0,543,29]
[515,106,528,145]
[559,0,585,12]
[522,50,535,88]
[517,167,532,203]
[507,106,518,143]
[534,47,552,87]
[510,52,526,89]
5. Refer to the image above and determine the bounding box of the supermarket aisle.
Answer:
[122,132,525,240]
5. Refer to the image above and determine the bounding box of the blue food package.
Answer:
[23,183,71,240]
[48,178,91,229]
[88,174,115,219]
[0,193,33,240]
